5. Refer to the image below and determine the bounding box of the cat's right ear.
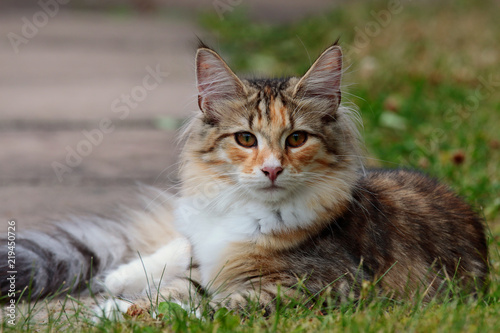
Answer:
[196,48,246,124]
[293,45,343,109]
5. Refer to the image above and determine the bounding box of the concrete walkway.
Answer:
[1,10,202,230]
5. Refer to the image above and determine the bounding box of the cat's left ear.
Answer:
[293,45,342,107]
[196,47,246,124]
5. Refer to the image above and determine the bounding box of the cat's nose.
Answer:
[261,166,283,183]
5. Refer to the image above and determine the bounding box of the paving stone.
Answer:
[0,10,197,230]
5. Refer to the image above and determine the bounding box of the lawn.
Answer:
[3,0,499,331]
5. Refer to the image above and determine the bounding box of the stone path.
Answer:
[1,10,201,230]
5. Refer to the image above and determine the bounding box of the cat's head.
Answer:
[181,43,362,215]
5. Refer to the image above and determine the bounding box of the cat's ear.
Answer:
[196,47,246,124]
[293,45,342,106]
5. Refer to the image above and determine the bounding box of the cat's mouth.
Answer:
[260,185,283,192]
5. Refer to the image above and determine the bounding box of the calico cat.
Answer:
[1,42,489,317]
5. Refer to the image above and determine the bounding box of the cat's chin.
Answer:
[250,186,291,204]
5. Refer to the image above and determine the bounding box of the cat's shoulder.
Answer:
[350,167,483,217]
[358,168,454,195]
[352,168,481,221]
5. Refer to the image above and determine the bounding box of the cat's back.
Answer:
[327,169,489,296]
[352,169,486,243]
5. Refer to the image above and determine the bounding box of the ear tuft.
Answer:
[196,48,245,124]
[293,45,343,105]
[196,37,211,50]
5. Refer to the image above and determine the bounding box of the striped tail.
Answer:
[0,190,181,298]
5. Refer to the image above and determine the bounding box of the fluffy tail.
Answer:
[0,189,182,298]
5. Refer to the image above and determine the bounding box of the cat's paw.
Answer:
[94,297,158,321]
[103,265,145,296]
[93,298,134,321]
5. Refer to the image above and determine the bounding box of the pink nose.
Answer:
[261,166,283,183]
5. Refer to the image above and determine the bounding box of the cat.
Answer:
[1,42,489,318]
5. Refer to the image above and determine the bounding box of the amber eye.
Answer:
[286,131,308,148]
[235,132,257,148]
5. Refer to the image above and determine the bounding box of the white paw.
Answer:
[104,264,146,296]
[104,237,191,297]
[93,298,133,321]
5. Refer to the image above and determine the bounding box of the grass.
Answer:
[3,0,500,331]
[2,279,499,332]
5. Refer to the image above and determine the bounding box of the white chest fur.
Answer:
[174,198,258,285]
[174,195,319,286]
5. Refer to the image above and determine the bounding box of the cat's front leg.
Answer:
[103,237,190,297]
[96,274,202,320]
[122,284,300,318]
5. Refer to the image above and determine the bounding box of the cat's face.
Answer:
[182,45,360,208]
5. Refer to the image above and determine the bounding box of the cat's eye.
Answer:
[286,131,308,148]
[235,132,257,148]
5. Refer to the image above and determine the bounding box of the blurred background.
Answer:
[0,0,499,243]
